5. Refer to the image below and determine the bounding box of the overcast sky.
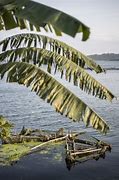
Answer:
[38,0,119,54]
[0,0,119,55]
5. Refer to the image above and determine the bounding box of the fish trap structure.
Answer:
[65,132,111,170]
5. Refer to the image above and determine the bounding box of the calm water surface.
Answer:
[0,61,119,180]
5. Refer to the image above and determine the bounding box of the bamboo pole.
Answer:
[30,132,79,153]
[70,148,103,156]
[30,135,68,152]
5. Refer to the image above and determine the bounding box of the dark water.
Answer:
[0,60,119,180]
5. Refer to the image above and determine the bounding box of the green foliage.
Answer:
[0,46,114,101]
[0,33,104,73]
[0,44,115,101]
[0,0,90,40]
[0,62,109,134]
[0,0,115,135]
[0,115,13,139]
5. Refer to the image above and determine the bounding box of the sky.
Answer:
[38,0,119,54]
[0,0,119,55]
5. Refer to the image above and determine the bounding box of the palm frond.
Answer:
[0,62,109,134]
[0,0,90,40]
[0,47,115,101]
[0,33,105,73]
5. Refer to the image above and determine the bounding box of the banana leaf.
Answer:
[0,62,109,134]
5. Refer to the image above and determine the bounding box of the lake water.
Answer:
[0,61,119,180]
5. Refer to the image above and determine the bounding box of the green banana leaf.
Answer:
[0,62,109,134]
[0,33,104,73]
[0,47,115,101]
[0,0,90,40]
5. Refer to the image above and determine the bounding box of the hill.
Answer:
[88,53,119,61]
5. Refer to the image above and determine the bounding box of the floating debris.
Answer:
[65,133,111,170]
[0,117,111,168]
